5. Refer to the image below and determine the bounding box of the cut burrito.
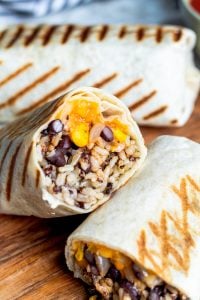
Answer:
[0,87,146,217]
[0,24,199,127]
[66,136,200,300]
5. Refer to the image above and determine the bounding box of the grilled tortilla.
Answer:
[0,87,146,217]
[0,24,199,127]
[66,136,200,300]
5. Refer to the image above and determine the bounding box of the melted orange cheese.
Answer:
[63,100,130,147]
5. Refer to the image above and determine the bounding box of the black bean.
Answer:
[105,182,113,195]
[132,263,144,280]
[57,135,72,153]
[46,149,66,167]
[100,126,114,142]
[43,165,53,176]
[77,202,84,208]
[153,285,165,296]
[87,286,97,296]
[149,291,160,300]
[107,266,121,282]
[149,285,165,300]
[71,142,79,150]
[129,156,135,162]
[41,128,49,136]
[48,119,64,135]
[53,185,62,193]
[84,249,95,264]
[120,280,139,300]
[90,266,99,276]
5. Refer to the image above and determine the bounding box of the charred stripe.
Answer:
[0,63,33,88]
[0,66,60,109]
[16,68,90,116]
[42,25,58,46]
[80,26,91,43]
[24,25,43,46]
[22,143,33,186]
[143,105,168,120]
[6,26,24,48]
[0,140,13,175]
[114,78,143,98]
[93,73,118,88]
[6,143,22,201]
[118,26,127,39]
[61,25,75,44]
[98,25,109,41]
[129,90,157,111]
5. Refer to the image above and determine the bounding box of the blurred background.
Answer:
[0,0,183,25]
[1,0,199,64]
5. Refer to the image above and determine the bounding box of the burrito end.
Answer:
[36,92,143,211]
[71,241,189,300]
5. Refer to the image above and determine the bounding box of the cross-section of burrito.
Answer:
[0,24,199,127]
[0,87,146,217]
[66,136,200,300]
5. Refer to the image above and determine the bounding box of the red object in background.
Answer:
[190,0,200,14]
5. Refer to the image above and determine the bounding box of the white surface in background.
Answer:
[0,0,182,25]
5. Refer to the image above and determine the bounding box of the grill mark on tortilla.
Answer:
[35,170,41,188]
[0,66,60,110]
[42,25,58,46]
[149,213,184,270]
[137,176,200,276]
[0,141,13,175]
[0,63,33,88]
[156,27,163,43]
[6,26,24,48]
[80,26,91,43]
[129,90,157,111]
[143,105,168,120]
[6,143,22,201]
[186,175,200,192]
[24,25,43,46]
[22,142,33,186]
[118,26,127,39]
[114,78,143,98]
[137,230,162,273]
[93,73,118,88]
[61,25,75,44]
[16,68,90,116]
[170,119,178,125]
[173,29,183,42]
[0,29,7,44]
[136,27,145,41]
[98,25,109,41]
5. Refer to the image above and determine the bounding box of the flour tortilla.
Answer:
[66,135,200,299]
[0,24,199,127]
[0,87,146,217]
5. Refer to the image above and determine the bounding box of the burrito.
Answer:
[66,136,200,299]
[0,24,199,127]
[0,87,146,217]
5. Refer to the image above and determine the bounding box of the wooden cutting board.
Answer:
[0,97,199,300]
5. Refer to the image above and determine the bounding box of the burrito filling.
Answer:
[72,242,189,300]
[37,100,141,209]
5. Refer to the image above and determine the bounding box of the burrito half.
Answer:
[0,87,146,217]
[0,24,199,127]
[66,136,200,299]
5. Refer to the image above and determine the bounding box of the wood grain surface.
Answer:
[0,97,199,300]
